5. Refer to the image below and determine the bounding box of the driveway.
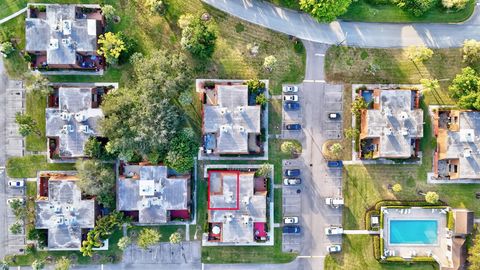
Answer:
[202,0,480,48]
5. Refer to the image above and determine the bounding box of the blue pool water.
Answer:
[389,220,438,245]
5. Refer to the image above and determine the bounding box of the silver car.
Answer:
[282,85,299,93]
[284,217,299,224]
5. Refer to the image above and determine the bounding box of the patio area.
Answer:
[381,207,451,268]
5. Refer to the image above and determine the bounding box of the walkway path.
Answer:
[0,7,27,25]
[202,0,480,48]
[343,230,380,235]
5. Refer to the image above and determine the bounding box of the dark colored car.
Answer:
[286,123,302,130]
[327,161,343,168]
[283,225,301,234]
[284,101,300,111]
[284,169,301,177]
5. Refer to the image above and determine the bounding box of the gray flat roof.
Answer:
[208,171,267,244]
[26,4,99,65]
[117,165,189,224]
[204,85,260,154]
[444,111,480,179]
[365,90,423,158]
[46,87,103,158]
[35,176,95,249]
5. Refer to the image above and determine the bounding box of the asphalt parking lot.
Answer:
[280,82,344,261]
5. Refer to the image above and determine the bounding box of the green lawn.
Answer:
[325,46,472,105]
[25,91,46,152]
[6,155,75,178]
[202,228,296,263]
[340,0,475,23]
[274,188,282,223]
[264,0,475,23]
[324,235,436,270]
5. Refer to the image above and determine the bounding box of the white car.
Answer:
[283,178,301,186]
[284,217,299,224]
[8,180,24,188]
[325,197,344,208]
[283,95,299,101]
[327,244,342,253]
[282,85,299,93]
[325,226,343,235]
[7,198,24,205]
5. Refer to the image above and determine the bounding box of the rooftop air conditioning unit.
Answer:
[75,112,87,122]
[80,125,91,134]
[62,125,74,133]
[60,112,71,121]
[49,39,59,50]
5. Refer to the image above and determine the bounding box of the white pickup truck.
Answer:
[325,197,344,208]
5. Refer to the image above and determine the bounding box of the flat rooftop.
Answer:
[208,171,267,244]
[117,165,189,224]
[363,90,423,158]
[46,87,103,158]
[203,85,261,154]
[439,111,480,179]
[35,173,95,249]
[26,4,99,65]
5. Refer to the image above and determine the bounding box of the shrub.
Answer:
[299,0,353,22]
[137,228,161,249]
[263,55,278,72]
[0,41,15,57]
[373,236,381,260]
[405,45,434,63]
[462,39,480,65]
[392,183,402,193]
[9,222,22,234]
[117,236,131,250]
[145,0,166,15]
[447,210,455,230]
[101,5,116,23]
[425,191,439,204]
[97,32,126,65]
[395,0,436,17]
[442,0,468,9]
[256,93,268,106]
[179,14,217,59]
[351,97,368,117]
[280,140,302,155]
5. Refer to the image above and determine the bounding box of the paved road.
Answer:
[202,0,480,48]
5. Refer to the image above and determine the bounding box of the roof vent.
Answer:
[63,20,72,35]
[79,125,92,134]
[61,125,73,133]
[75,112,87,122]
[402,128,409,136]
[60,112,71,121]
[238,106,245,113]
[220,125,229,133]
[464,149,472,158]
[49,39,59,50]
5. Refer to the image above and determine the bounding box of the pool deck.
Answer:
[381,207,452,268]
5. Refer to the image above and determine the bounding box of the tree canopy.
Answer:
[164,129,198,173]
[97,32,126,65]
[137,228,161,249]
[75,159,115,208]
[396,0,436,16]
[299,0,352,23]
[449,67,480,109]
[468,234,480,270]
[462,39,480,64]
[405,46,433,63]
[179,14,217,59]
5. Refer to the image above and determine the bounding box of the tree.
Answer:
[25,73,50,95]
[55,257,71,270]
[351,97,368,117]
[255,163,271,178]
[84,137,115,160]
[97,32,126,65]
[0,41,14,57]
[169,232,182,244]
[406,46,433,63]
[442,0,468,9]
[15,112,40,137]
[179,14,217,59]
[179,90,193,106]
[101,5,116,23]
[344,127,359,140]
[395,0,436,16]
[425,191,439,204]
[468,234,480,270]
[118,236,131,251]
[9,199,26,220]
[462,39,480,65]
[31,260,45,270]
[281,140,302,154]
[145,0,166,15]
[255,93,268,106]
[263,55,277,72]
[81,211,126,257]
[299,0,352,22]
[420,78,440,94]
[9,222,22,235]
[137,228,161,249]
[329,143,343,157]
[75,159,115,208]
[449,67,480,99]
[392,183,402,193]
[164,130,198,173]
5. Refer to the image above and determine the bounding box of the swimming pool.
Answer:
[389,220,438,245]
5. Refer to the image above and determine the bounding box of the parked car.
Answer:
[283,95,299,101]
[7,198,24,205]
[284,169,301,177]
[328,113,341,119]
[285,123,302,130]
[284,217,299,224]
[8,180,24,188]
[325,226,343,235]
[283,178,302,186]
[327,244,342,253]
[325,197,344,208]
[284,101,300,111]
[282,85,299,93]
[283,225,301,234]
[327,161,343,168]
